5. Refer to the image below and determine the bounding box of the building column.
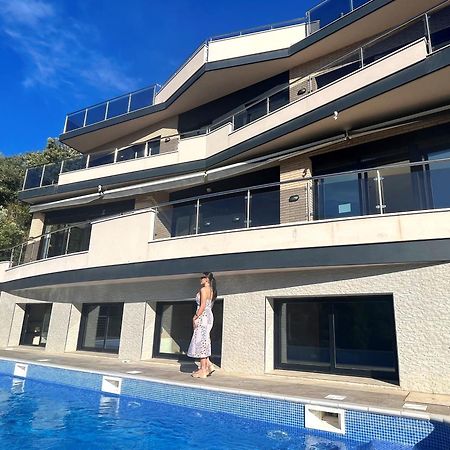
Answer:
[45,303,73,353]
[220,291,266,375]
[119,302,156,361]
[280,155,313,224]
[65,304,82,352]
[8,304,25,347]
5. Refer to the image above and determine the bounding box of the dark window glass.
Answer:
[148,140,161,156]
[314,173,368,220]
[107,96,129,119]
[154,300,223,364]
[352,0,370,7]
[66,111,86,132]
[20,304,52,347]
[363,19,425,66]
[171,202,197,237]
[117,143,146,162]
[314,51,361,89]
[88,151,115,167]
[46,228,69,258]
[198,192,246,233]
[250,186,280,227]
[23,166,44,190]
[429,5,450,51]
[428,149,450,209]
[275,296,398,382]
[78,303,124,353]
[67,224,92,253]
[85,103,107,126]
[268,88,289,113]
[234,99,267,129]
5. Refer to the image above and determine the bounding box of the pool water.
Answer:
[0,374,410,450]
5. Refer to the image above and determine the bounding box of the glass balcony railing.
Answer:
[5,157,450,268]
[7,223,91,268]
[64,85,160,133]
[22,139,162,190]
[306,0,373,34]
[152,157,450,240]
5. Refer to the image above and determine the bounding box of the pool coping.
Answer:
[1,354,449,425]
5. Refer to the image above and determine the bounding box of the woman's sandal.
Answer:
[191,370,208,379]
[207,364,216,376]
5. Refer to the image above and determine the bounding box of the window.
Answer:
[117,143,146,162]
[20,304,52,347]
[275,295,399,382]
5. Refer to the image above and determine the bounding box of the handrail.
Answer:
[7,156,450,262]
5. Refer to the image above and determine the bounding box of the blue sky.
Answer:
[0,0,317,156]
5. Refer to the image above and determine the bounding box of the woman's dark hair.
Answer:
[203,272,218,301]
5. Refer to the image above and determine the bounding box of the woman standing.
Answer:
[188,272,217,378]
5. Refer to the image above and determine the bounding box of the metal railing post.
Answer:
[360,47,364,68]
[424,13,433,54]
[104,101,110,120]
[64,228,71,255]
[86,154,90,168]
[127,93,132,113]
[9,247,15,268]
[246,189,251,228]
[22,168,28,190]
[195,199,200,234]
[59,161,64,174]
[17,243,24,266]
[82,108,88,127]
[39,165,46,187]
[63,115,69,133]
[375,170,386,214]
[266,97,270,115]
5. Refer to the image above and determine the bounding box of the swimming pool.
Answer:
[0,358,448,449]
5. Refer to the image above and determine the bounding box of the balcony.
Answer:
[22,4,450,195]
[6,156,450,273]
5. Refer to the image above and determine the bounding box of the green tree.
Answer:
[0,138,78,260]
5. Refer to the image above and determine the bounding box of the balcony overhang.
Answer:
[59,0,443,153]
[21,45,450,205]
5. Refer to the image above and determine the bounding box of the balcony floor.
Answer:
[1,347,449,420]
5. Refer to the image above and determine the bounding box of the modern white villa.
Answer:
[1,0,450,395]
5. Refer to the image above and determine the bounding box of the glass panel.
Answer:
[148,140,161,156]
[309,0,352,30]
[158,303,194,355]
[363,19,426,65]
[88,151,115,167]
[67,224,91,254]
[428,149,450,208]
[268,88,289,113]
[46,229,69,258]
[376,165,419,213]
[250,186,280,227]
[233,99,267,130]
[352,0,370,8]
[278,301,331,367]
[106,95,129,119]
[41,162,61,186]
[429,5,450,51]
[21,238,41,264]
[104,304,124,352]
[129,87,155,111]
[85,103,107,126]
[65,110,86,132]
[198,192,246,233]
[170,202,197,237]
[117,143,146,162]
[314,173,365,220]
[61,155,88,173]
[334,299,396,371]
[313,50,361,89]
[79,303,123,353]
[23,166,43,190]
[20,304,52,347]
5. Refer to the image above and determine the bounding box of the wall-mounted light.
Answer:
[289,195,300,203]
[297,87,307,96]
[164,137,171,143]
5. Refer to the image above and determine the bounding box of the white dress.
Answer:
[187,293,214,358]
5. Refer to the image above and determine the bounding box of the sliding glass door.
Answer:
[275,296,398,382]
[20,304,52,347]
[78,303,124,353]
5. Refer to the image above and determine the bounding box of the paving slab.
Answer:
[1,347,449,419]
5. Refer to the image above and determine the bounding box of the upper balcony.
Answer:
[20,3,450,203]
[4,156,450,297]
[59,0,445,154]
